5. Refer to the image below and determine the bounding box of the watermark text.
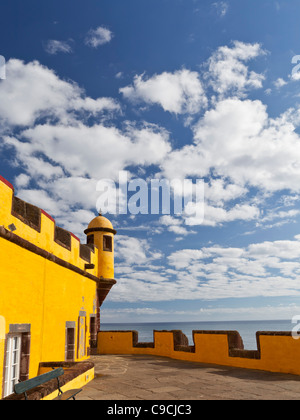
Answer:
[96,171,204,220]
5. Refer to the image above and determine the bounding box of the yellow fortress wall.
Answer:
[0,176,116,399]
[98,330,300,376]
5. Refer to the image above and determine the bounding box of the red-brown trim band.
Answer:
[84,227,117,235]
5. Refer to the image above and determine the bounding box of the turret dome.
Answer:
[84,213,117,235]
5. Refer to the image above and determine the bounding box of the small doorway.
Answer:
[90,316,97,350]
[65,323,76,362]
[3,334,22,397]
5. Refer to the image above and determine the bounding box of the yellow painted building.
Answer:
[0,175,116,399]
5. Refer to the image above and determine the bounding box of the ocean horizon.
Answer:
[101,319,294,350]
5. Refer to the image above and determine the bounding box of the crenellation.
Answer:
[98,329,300,376]
[0,176,98,274]
[80,244,92,263]
[54,225,72,250]
[12,196,41,232]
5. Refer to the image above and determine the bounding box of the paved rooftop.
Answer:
[77,354,300,400]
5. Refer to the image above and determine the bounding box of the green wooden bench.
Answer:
[14,368,82,400]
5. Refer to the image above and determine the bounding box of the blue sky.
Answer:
[1,0,300,323]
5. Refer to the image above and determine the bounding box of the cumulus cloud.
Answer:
[161,96,300,196]
[120,69,207,114]
[85,26,114,48]
[273,77,287,89]
[107,233,300,303]
[166,236,300,297]
[0,59,172,238]
[2,38,300,310]
[3,120,171,238]
[0,60,170,182]
[5,122,170,181]
[204,179,248,206]
[44,40,73,55]
[205,41,266,98]
[159,215,195,236]
[185,202,260,227]
[0,59,120,127]
[115,235,162,266]
[2,40,300,243]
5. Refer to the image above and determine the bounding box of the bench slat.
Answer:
[14,368,64,394]
[53,389,82,400]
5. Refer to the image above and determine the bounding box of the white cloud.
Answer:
[258,209,300,225]
[17,188,67,217]
[108,233,300,303]
[161,96,300,197]
[2,39,300,312]
[0,59,171,183]
[5,121,171,182]
[0,58,174,241]
[44,40,73,55]
[120,69,207,114]
[165,235,300,299]
[212,2,229,18]
[2,41,300,246]
[56,209,97,241]
[14,174,30,189]
[185,202,260,227]
[85,26,114,48]
[291,71,300,82]
[115,235,162,266]
[204,179,248,206]
[205,41,266,98]
[0,59,120,127]
[159,215,195,236]
[273,77,287,89]
[5,120,172,238]
[16,180,99,240]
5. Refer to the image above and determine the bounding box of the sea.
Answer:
[101,320,294,350]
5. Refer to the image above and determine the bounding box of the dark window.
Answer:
[89,317,97,349]
[103,235,112,252]
[87,234,94,246]
[65,328,75,361]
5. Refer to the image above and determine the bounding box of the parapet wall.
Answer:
[98,329,300,376]
[0,176,98,276]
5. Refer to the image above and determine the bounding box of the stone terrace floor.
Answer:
[77,354,300,400]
